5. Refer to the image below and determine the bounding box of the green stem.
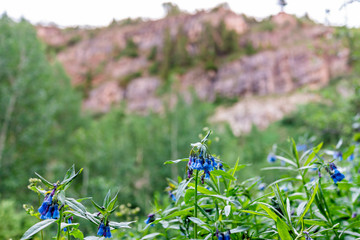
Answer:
[56,208,64,240]
[194,170,199,239]
[318,180,340,240]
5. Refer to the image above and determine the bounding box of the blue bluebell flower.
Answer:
[348,153,354,161]
[145,213,155,225]
[267,153,276,163]
[194,159,204,171]
[168,191,176,202]
[38,194,52,216]
[329,163,345,184]
[64,217,73,232]
[97,222,105,236]
[52,204,60,219]
[296,144,307,151]
[224,230,231,240]
[352,212,357,218]
[331,169,345,184]
[333,151,343,161]
[219,163,225,171]
[211,157,218,168]
[45,205,54,219]
[104,225,112,238]
[258,183,266,191]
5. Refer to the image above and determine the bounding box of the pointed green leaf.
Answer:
[141,233,163,239]
[211,169,236,180]
[35,172,53,188]
[297,183,318,225]
[103,190,111,208]
[276,218,292,240]
[21,219,56,240]
[258,203,278,221]
[164,158,188,164]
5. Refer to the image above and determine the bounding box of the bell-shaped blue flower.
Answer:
[333,151,343,161]
[104,225,112,238]
[258,183,266,191]
[348,153,354,161]
[224,230,231,240]
[168,191,176,202]
[64,217,73,232]
[145,213,155,225]
[38,202,49,216]
[218,233,224,240]
[211,157,218,168]
[45,206,54,219]
[331,169,345,184]
[97,222,105,236]
[219,163,225,171]
[194,159,204,171]
[267,153,276,163]
[52,204,60,219]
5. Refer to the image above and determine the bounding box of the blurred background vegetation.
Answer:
[1,3,360,237]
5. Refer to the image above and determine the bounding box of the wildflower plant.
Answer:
[21,165,132,240]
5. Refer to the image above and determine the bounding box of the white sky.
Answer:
[1,0,360,28]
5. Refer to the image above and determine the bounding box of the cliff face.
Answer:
[36,8,349,133]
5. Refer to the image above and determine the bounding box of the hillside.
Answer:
[36,7,349,134]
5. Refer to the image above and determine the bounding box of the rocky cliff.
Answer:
[36,7,349,134]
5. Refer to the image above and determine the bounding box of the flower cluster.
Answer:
[187,151,223,182]
[97,221,112,238]
[38,187,60,220]
[328,162,345,184]
[216,229,231,240]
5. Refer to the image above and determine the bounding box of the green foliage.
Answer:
[0,199,35,239]
[0,15,83,203]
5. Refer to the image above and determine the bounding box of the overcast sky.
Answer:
[1,0,360,28]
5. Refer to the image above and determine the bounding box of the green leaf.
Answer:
[108,221,133,229]
[60,222,79,229]
[70,229,84,239]
[275,156,297,167]
[297,183,318,225]
[103,190,111,208]
[211,169,236,180]
[224,205,231,217]
[188,183,217,195]
[21,219,56,240]
[175,179,191,203]
[141,233,163,239]
[304,142,323,166]
[188,217,211,231]
[343,145,355,161]
[34,172,54,188]
[63,165,75,182]
[164,158,188,164]
[276,218,292,240]
[303,219,328,226]
[61,167,83,188]
[261,166,297,171]
[184,189,195,204]
[258,203,278,221]
[291,138,300,165]
[107,191,119,212]
[91,199,105,215]
[196,204,213,221]
[58,190,66,205]
[240,210,270,218]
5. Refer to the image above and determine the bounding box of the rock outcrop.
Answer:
[36,9,350,134]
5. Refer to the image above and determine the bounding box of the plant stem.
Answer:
[194,170,199,239]
[318,180,340,239]
[56,208,64,240]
